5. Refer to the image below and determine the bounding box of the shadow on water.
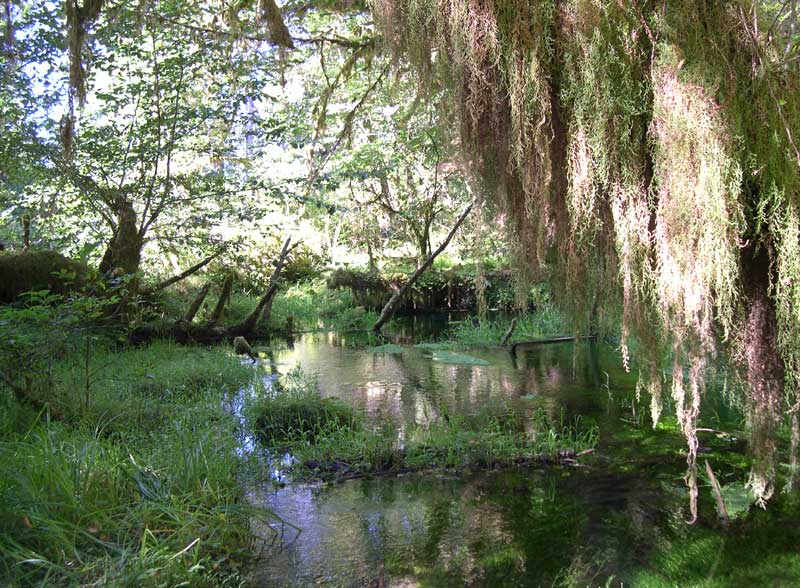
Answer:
[236,316,800,588]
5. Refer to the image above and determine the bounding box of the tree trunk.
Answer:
[373,203,472,334]
[99,198,143,276]
[367,238,376,273]
[141,252,222,296]
[209,273,234,326]
[182,281,212,322]
[21,214,30,250]
[740,242,785,504]
[237,238,292,333]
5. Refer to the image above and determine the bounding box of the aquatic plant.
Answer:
[372,0,800,506]
[447,310,565,346]
[250,370,598,479]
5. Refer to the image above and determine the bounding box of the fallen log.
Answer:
[130,239,297,344]
[509,335,597,355]
[373,203,473,334]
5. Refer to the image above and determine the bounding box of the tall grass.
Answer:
[448,307,566,346]
[0,341,278,588]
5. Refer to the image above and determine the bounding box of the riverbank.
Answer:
[0,342,272,587]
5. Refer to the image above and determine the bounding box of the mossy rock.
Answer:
[0,250,88,303]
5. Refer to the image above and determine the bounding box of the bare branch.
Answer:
[373,203,473,334]
[141,251,223,296]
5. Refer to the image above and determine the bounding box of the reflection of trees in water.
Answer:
[361,472,586,586]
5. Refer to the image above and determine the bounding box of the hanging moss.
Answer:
[373,0,800,504]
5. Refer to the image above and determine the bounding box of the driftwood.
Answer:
[373,204,473,334]
[509,335,597,355]
[131,239,295,343]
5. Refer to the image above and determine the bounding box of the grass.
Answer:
[251,368,358,445]
[447,308,566,347]
[248,370,598,481]
[0,340,278,588]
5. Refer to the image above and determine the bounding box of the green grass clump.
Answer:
[448,309,565,347]
[292,408,597,480]
[0,341,277,588]
[251,368,360,445]
[368,343,405,354]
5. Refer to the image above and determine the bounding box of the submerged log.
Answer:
[373,203,473,334]
[509,335,597,355]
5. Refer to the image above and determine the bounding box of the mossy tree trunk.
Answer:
[98,197,144,276]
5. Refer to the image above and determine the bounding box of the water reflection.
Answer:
[246,319,800,587]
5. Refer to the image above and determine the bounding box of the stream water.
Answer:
[239,314,800,588]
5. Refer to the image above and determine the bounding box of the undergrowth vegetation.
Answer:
[0,340,273,588]
[155,278,377,334]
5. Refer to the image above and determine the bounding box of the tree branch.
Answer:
[141,251,222,296]
[372,203,473,334]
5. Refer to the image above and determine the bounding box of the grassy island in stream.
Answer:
[248,369,598,482]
